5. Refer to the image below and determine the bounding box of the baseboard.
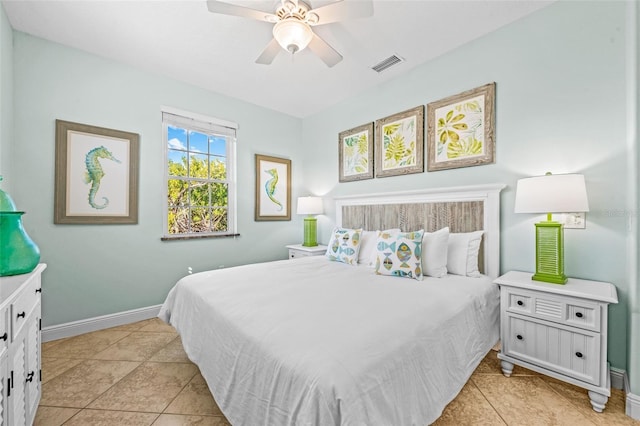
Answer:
[611,367,626,390]
[42,304,162,342]
[628,391,640,420]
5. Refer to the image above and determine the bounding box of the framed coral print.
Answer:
[375,106,424,178]
[255,154,291,221]
[338,122,374,182]
[54,119,139,224]
[427,82,496,172]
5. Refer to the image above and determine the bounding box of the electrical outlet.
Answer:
[561,212,586,229]
[187,266,193,274]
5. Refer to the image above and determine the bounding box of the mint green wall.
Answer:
[12,33,304,327]
[630,0,640,398]
[0,4,13,192]
[302,1,631,372]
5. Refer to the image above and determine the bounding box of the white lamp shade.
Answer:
[514,173,589,213]
[297,196,323,215]
[273,19,313,53]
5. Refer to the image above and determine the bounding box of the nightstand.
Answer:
[285,244,327,259]
[494,271,618,412]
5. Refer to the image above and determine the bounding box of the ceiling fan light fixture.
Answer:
[273,18,313,54]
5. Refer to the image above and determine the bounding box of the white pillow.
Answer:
[325,228,363,265]
[447,231,484,277]
[421,227,450,278]
[358,228,401,267]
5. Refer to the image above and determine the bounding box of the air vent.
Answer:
[371,55,404,73]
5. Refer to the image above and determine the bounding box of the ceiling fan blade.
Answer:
[307,0,373,26]
[307,33,342,67]
[206,0,277,22]
[255,38,282,65]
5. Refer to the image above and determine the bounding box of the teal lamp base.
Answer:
[302,217,318,247]
[532,221,567,284]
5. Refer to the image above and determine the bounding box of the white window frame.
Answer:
[162,106,238,239]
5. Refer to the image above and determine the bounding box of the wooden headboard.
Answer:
[335,184,506,279]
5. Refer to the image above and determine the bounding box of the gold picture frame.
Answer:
[54,119,139,224]
[427,82,496,172]
[255,154,291,221]
[338,122,374,182]
[375,105,424,178]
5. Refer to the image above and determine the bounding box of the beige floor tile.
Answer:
[88,361,198,412]
[138,318,178,334]
[153,414,231,426]
[42,337,70,351]
[164,373,222,416]
[432,381,507,425]
[62,409,159,426]
[543,376,640,425]
[473,374,597,426]
[33,406,80,426]
[41,359,140,408]
[473,352,539,377]
[91,331,176,361]
[42,329,131,359]
[150,336,192,363]
[41,357,83,384]
[105,320,151,332]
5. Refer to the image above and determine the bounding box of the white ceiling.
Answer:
[2,0,553,118]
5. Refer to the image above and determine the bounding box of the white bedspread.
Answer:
[159,256,499,426]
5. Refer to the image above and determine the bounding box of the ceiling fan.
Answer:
[206,0,373,67]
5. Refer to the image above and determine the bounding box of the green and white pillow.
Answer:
[374,229,424,280]
[325,228,363,265]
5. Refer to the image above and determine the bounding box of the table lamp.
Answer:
[297,196,323,247]
[514,172,589,284]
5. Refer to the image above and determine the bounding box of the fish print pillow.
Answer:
[374,229,424,281]
[325,228,363,265]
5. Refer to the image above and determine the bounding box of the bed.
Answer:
[159,184,505,425]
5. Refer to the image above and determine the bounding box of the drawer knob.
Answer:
[35,288,42,294]
[0,333,6,341]
[576,352,583,358]
[516,334,523,340]
[517,300,524,306]
[575,312,583,318]
[26,371,34,383]
[16,312,25,319]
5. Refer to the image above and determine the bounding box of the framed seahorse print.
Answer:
[54,120,139,224]
[255,154,291,221]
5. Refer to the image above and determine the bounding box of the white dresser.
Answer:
[0,264,45,426]
[285,244,327,259]
[494,270,618,412]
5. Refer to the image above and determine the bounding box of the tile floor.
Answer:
[35,318,639,426]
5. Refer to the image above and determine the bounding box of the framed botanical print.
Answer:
[427,82,496,171]
[338,122,374,182]
[255,154,291,221]
[375,106,424,178]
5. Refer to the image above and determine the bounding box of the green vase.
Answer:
[0,181,40,276]
[0,212,40,276]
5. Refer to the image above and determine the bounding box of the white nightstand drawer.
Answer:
[504,314,600,385]
[289,250,314,259]
[504,287,600,332]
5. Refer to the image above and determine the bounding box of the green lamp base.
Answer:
[532,221,567,284]
[302,217,318,247]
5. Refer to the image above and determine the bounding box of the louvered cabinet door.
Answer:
[9,335,26,426]
[0,351,8,426]
[24,306,40,426]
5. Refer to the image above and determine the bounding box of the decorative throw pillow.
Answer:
[447,231,484,277]
[374,229,424,280]
[358,228,401,267]
[325,228,363,265]
[421,227,450,278]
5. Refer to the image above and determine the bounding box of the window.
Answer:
[162,108,237,239]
